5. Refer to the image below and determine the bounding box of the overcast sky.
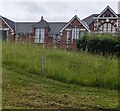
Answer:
[0,0,120,22]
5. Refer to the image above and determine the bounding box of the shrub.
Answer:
[77,34,120,57]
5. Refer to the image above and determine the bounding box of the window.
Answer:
[35,28,45,43]
[57,35,60,43]
[76,28,79,39]
[72,28,75,40]
[112,25,116,33]
[103,23,107,32]
[72,28,79,41]
[0,25,2,30]
[54,34,61,44]
[53,35,57,43]
[99,23,116,33]
[67,31,70,43]
[99,25,103,33]
[108,23,111,32]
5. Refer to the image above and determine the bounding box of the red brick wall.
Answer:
[42,28,54,46]
[45,36,54,47]
[0,18,15,41]
[33,28,36,36]
[17,35,29,43]
[89,21,94,32]
[60,18,88,51]
[44,27,49,43]
[15,34,35,44]
[72,39,77,52]
[29,35,35,43]
[60,34,66,49]
[7,31,15,42]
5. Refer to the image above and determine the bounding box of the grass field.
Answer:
[2,66,118,109]
[2,42,118,90]
[2,41,119,109]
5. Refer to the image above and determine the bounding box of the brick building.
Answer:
[0,6,120,50]
[83,6,120,33]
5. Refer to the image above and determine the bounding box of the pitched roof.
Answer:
[83,13,120,27]
[33,17,50,29]
[98,5,118,18]
[83,6,120,26]
[0,16,15,32]
[60,15,90,32]
[48,22,67,35]
[15,22,67,35]
[16,22,36,34]
[82,14,99,26]
[117,14,120,17]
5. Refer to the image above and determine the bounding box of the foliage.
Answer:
[77,34,120,57]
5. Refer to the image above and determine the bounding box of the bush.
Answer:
[77,34,120,57]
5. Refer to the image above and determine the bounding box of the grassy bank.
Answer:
[2,66,118,109]
[2,42,118,90]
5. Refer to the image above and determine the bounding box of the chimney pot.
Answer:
[41,16,43,20]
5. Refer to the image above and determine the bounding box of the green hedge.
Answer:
[77,34,120,57]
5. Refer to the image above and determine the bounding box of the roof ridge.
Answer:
[48,22,67,23]
[16,22,36,23]
[1,15,15,31]
[2,16,15,23]
[98,5,118,18]
[82,14,98,21]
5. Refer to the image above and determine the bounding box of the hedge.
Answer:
[77,34,120,57]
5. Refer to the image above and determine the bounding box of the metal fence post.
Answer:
[42,55,45,75]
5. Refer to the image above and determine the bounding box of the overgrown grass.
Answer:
[2,42,118,90]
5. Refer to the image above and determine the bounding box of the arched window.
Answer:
[103,23,107,32]
[108,23,111,32]
[99,23,116,33]
[112,25,116,33]
[99,25,103,32]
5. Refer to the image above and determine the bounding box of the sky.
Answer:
[0,0,120,22]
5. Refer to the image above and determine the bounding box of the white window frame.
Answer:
[72,28,75,40]
[57,35,60,43]
[108,23,111,32]
[112,25,116,33]
[99,23,116,33]
[0,25,2,30]
[72,28,79,41]
[103,23,107,32]
[76,28,79,39]
[35,28,45,43]
[67,31,70,43]
[53,35,57,43]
